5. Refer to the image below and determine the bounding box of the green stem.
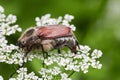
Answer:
[42,60,45,67]
[42,52,45,68]
[68,71,75,78]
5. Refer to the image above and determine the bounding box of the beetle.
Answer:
[17,25,80,59]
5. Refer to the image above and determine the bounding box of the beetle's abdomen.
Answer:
[55,37,76,49]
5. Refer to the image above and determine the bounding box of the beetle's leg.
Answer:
[70,46,77,54]
[21,44,33,67]
[41,44,46,58]
[66,42,77,54]
[21,50,30,67]
[58,49,61,54]
[41,44,47,67]
[75,40,80,50]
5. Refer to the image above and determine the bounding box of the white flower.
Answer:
[0,6,4,13]
[91,61,102,69]
[41,14,51,21]
[35,14,76,31]
[39,68,47,76]
[0,37,8,45]
[0,14,5,22]
[61,73,71,80]
[69,24,76,31]
[27,54,35,61]
[57,16,62,24]
[17,27,22,32]
[80,45,91,53]
[9,44,18,49]
[0,75,3,80]
[35,17,40,22]
[51,67,61,75]
[9,78,16,80]
[35,17,41,26]
[58,57,70,66]
[80,62,89,74]
[10,67,40,80]
[74,53,82,59]
[82,56,90,63]
[65,60,80,72]
[6,14,17,24]
[73,65,80,72]
[47,75,53,80]
[61,73,68,78]
[0,23,9,35]
[27,72,39,80]
[91,49,103,59]
[64,14,74,22]
[39,68,53,80]
[38,78,43,80]
[12,25,22,32]
[65,62,75,71]
[17,67,27,73]
[44,57,53,65]
[67,51,75,57]
[0,54,6,62]
[62,20,69,26]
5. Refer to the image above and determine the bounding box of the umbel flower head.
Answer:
[0,6,103,80]
[0,5,22,65]
[35,14,76,31]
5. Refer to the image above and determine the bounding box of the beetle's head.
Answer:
[17,27,36,49]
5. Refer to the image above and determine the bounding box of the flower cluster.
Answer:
[0,5,103,80]
[0,5,24,66]
[35,14,76,31]
[9,67,42,80]
[37,45,102,80]
[39,66,71,80]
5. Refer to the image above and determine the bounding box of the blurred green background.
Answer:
[0,0,120,80]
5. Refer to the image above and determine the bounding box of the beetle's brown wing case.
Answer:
[37,25,72,39]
